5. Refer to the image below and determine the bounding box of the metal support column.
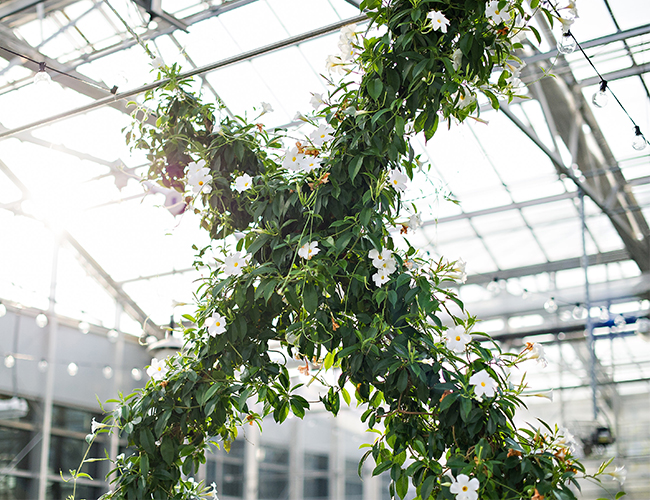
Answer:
[37,233,60,500]
[109,302,124,473]
[580,190,599,420]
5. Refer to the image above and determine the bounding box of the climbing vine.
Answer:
[94,2,624,500]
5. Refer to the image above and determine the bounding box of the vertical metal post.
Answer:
[109,302,124,472]
[244,424,259,500]
[289,417,303,500]
[37,234,60,500]
[580,190,599,420]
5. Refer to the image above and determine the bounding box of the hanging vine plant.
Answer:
[92,1,625,500]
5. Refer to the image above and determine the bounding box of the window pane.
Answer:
[258,470,288,500]
[304,453,328,471]
[304,477,328,499]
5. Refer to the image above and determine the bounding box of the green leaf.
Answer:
[161,436,175,465]
[140,453,149,477]
[303,281,318,314]
[368,78,383,100]
[341,387,351,406]
[420,475,436,500]
[460,396,472,422]
[439,392,458,411]
[396,473,408,499]
[615,492,626,499]
[372,460,393,476]
[154,410,172,438]
[348,156,364,182]
[140,428,156,456]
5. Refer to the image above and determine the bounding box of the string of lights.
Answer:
[549,1,649,150]
[0,45,118,94]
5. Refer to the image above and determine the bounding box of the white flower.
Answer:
[372,270,390,287]
[223,252,248,276]
[326,54,348,75]
[91,418,108,434]
[388,169,408,191]
[187,160,212,194]
[283,147,307,171]
[607,465,626,484]
[302,156,322,172]
[368,249,393,270]
[530,342,548,367]
[210,482,219,500]
[233,173,253,192]
[408,213,422,230]
[560,17,575,34]
[298,241,320,260]
[338,42,357,62]
[469,370,497,399]
[452,48,463,71]
[151,56,164,69]
[310,93,325,110]
[206,312,227,336]
[450,258,467,284]
[427,10,450,33]
[457,90,476,110]
[339,24,357,44]
[557,429,577,453]
[293,112,307,122]
[310,125,335,147]
[260,101,273,114]
[146,358,168,381]
[376,255,396,274]
[486,1,511,24]
[449,474,480,500]
[445,325,472,352]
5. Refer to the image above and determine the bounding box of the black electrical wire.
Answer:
[0,45,118,94]
[546,1,649,147]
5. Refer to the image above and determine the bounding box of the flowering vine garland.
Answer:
[94,1,625,500]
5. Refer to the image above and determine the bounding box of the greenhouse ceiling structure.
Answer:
[0,0,649,496]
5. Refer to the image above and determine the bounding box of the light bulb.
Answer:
[632,126,647,151]
[557,32,576,55]
[33,62,51,86]
[79,321,90,334]
[599,307,610,321]
[591,81,608,108]
[487,278,501,294]
[102,365,114,379]
[637,317,650,334]
[38,359,48,372]
[544,297,558,313]
[131,368,143,381]
[107,329,119,343]
[613,315,626,329]
[35,313,48,328]
[67,362,79,376]
[572,304,587,320]
[0,302,6,317]
[4,354,15,368]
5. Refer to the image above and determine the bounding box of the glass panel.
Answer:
[0,475,33,500]
[222,462,243,498]
[258,469,288,500]
[345,460,363,500]
[304,453,328,471]
[304,477,328,499]
[49,436,102,478]
[260,446,289,465]
[0,427,32,471]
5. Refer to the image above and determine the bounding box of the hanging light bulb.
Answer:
[131,368,143,381]
[572,303,588,320]
[599,307,610,321]
[107,329,119,343]
[35,313,48,328]
[4,354,15,368]
[632,126,647,151]
[38,359,48,372]
[557,32,577,55]
[33,62,51,86]
[0,302,6,317]
[102,365,114,379]
[613,315,626,330]
[487,277,501,295]
[67,362,79,376]
[78,321,90,334]
[544,297,558,313]
[591,80,608,108]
